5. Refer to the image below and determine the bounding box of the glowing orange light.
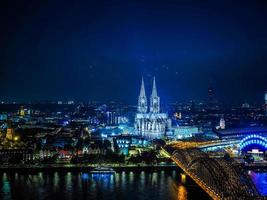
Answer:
[181,173,186,184]
[177,185,187,200]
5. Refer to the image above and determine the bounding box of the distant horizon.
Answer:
[1,74,267,106]
[0,98,265,107]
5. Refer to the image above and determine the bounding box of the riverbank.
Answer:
[0,163,179,173]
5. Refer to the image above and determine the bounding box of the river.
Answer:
[0,170,210,200]
[250,171,267,196]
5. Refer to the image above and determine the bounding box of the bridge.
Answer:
[167,139,240,150]
[163,145,262,200]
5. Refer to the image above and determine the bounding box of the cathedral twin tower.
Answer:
[138,77,160,114]
[135,77,171,140]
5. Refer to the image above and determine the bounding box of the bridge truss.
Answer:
[165,147,261,200]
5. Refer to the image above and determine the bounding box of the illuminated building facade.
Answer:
[6,128,14,140]
[19,106,25,116]
[239,135,267,154]
[216,116,225,130]
[215,127,267,140]
[219,117,225,129]
[171,126,199,139]
[135,77,171,140]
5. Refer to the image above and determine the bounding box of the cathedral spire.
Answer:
[151,76,157,97]
[138,77,147,113]
[150,76,160,113]
[139,77,146,97]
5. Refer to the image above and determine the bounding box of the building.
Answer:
[135,77,171,140]
[6,128,14,140]
[19,106,25,116]
[219,117,225,129]
[0,149,34,163]
[239,135,267,155]
[242,103,250,108]
[80,140,108,155]
[115,135,131,155]
[214,127,267,140]
[170,126,200,139]
[265,91,267,116]
[0,114,7,121]
[115,135,149,155]
[106,111,128,125]
[215,116,225,130]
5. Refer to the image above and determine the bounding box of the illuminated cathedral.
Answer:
[135,77,171,140]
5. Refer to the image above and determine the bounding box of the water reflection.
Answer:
[250,172,267,196]
[54,172,59,189]
[0,171,209,200]
[2,173,11,200]
[177,185,187,200]
[66,172,72,195]
[151,172,157,186]
[81,173,89,180]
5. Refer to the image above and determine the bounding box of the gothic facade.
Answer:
[135,77,171,140]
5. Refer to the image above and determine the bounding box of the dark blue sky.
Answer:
[0,0,267,104]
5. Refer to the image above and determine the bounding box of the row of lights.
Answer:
[240,134,267,144]
[239,135,267,150]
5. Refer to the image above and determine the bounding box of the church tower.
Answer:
[138,77,148,113]
[150,77,160,113]
[135,76,170,140]
[220,116,225,129]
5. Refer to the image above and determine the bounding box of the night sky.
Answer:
[0,1,267,105]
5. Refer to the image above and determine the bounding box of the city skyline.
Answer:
[0,75,266,106]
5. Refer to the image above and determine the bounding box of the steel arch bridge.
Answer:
[239,135,267,152]
[163,147,261,200]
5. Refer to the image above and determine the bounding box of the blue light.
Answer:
[82,173,89,180]
[239,134,267,151]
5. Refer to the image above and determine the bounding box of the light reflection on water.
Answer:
[2,173,11,200]
[0,170,210,200]
[250,172,267,196]
[177,185,188,200]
